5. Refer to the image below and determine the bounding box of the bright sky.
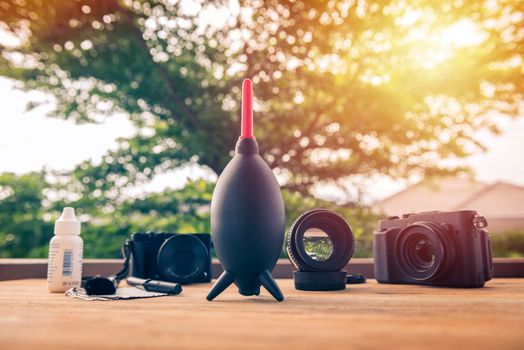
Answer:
[1,77,523,202]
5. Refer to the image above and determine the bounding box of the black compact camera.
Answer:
[129,232,212,284]
[374,210,493,288]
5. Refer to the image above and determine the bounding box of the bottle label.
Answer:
[62,249,73,276]
[47,240,83,291]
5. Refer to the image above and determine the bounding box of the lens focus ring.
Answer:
[286,209,355,272]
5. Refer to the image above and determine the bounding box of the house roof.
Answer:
[374,177,524,219]
[460,182,524,218]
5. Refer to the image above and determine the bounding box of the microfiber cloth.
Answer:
[65,286,168,301]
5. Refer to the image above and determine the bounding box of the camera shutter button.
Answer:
[474,215,488,229]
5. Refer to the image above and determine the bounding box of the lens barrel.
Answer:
[157,234,209,284]
[287,209,355,291]
[395,222,455,281]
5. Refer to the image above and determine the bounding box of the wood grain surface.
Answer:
[0,278,523,350]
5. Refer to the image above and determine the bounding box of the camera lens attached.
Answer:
[157,235,210,284]
[287,209,355,291]
[395,222,455,281]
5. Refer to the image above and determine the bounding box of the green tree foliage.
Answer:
[0,172,52,257]
[0,174,216,258]
[1,0,522,200]
[79,179,215,258]
[491,231,524,258]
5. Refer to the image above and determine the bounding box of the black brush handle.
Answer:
[126,277,182,295]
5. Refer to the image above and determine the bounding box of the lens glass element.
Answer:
[414,238,435,268]
[157,235,208,284]
[302,228,333,262]
[405,233,436,272]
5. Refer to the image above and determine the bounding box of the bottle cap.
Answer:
[54,207,81,236]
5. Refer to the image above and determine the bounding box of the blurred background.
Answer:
[0,0,523,259]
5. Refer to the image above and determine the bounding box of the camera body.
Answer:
[374,210,493,288]
[130,232,212,284]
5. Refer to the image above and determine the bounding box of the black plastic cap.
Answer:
[293,270,347,291]
[84,276,117,295]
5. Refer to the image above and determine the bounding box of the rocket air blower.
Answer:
[206,79,285,302]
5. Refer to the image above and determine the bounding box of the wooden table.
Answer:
[1,278,523,350]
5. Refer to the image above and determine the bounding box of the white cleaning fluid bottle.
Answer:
[47,207,83,292]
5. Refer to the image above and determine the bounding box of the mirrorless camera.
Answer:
[374,210,493,288]
[129,232,212,284]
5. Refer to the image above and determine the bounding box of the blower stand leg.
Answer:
[259,270,284,302]
[206,271,234,301]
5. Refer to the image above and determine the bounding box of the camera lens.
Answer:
[302,228,334,262]
[395,222,454,281]
[157,235,209,284]
[287,209,354,272]
[413,238,435,267]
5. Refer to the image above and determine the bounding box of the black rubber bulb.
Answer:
[206,79,285,302]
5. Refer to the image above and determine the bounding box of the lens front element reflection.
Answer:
[414,238,435,268]
[302,228,333,262]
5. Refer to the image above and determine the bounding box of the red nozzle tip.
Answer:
[241,78,254,139]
